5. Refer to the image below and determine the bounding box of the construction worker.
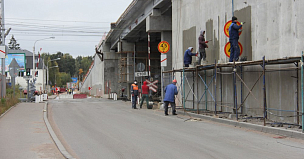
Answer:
[198,30,209,65]
[184,47,198,67]
[229,16,244,62]
[164,79,178,116]
[131,80,139,109]
[139,81,150,109]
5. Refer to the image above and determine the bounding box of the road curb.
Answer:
[178,110,304,139]
[43,102,75,159]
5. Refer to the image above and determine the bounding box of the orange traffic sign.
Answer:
[158,41,170,54]
[224,20,242,37]
[224,42,243,58]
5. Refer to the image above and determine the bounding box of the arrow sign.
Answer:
[9,58,20,78]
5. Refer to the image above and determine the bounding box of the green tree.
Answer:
[41,52,93,87]
[75,56,83,76]
[8,35,20,50]
[57,53,75,76]
[59,72,72,87]
[80,56,93,76]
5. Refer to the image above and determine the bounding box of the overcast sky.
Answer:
[5,0,133,57]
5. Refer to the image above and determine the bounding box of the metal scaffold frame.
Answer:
[162,55,304,132]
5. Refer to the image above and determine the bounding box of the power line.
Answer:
[10,28,107,34]
[6,22,109,30]
[6,18,111,24]
[8,34,103,37]
[10,39,99,43]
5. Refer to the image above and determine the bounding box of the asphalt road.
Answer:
[49,98,304,159]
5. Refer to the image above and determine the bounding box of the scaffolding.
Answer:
[162,55,304,132]
[118,51,161,83]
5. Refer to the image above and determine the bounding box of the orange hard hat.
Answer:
[172,79,177,83]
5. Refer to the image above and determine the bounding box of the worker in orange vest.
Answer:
[131,80,139,109]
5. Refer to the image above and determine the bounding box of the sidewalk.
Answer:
[0,102,64,159]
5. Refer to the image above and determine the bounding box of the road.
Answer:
[49,98,304,159]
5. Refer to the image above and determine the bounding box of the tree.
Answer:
[78,68,84,81]
[56,53,76,76]
[40,52,93,87]
[58,72,72,87]
[8,35,20,50]
[80,56,93,76]
[75,55,93,80]
[75,56,83,76]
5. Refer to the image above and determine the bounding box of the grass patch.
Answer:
[0,85,21,115]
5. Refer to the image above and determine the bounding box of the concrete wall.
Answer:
[172,0,304,66]
[172,0,304,124]
[146,15,172,32]
[81,56,105,97]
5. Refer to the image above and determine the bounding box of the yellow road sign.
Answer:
[224,20,242,37]
[224,42,243,58]
[158,41,170,54]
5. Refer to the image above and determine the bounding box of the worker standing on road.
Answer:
[131,80,139,109]
[163,79,178,116]
[198,30,209,65]
[184,47,198,67]
[139,81,150,109]
[229,16,243,62]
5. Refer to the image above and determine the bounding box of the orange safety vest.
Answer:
[131,84,138,90]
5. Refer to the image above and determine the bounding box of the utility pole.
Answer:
[232,0,234,16]
[1,0,6,98]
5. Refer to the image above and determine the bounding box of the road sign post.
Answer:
[0,45,7,98]
[158,41,170,102]
[23,75,32,102]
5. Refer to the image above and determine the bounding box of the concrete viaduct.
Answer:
[81,0,304,125]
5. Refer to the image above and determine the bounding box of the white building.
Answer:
[7,49,47,92]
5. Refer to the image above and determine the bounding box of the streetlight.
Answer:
[33,37,55,81]
[47,58,60,91]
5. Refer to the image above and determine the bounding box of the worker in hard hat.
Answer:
[131,80,139,109]
[184,47,198,67]
[163,79,178,116]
